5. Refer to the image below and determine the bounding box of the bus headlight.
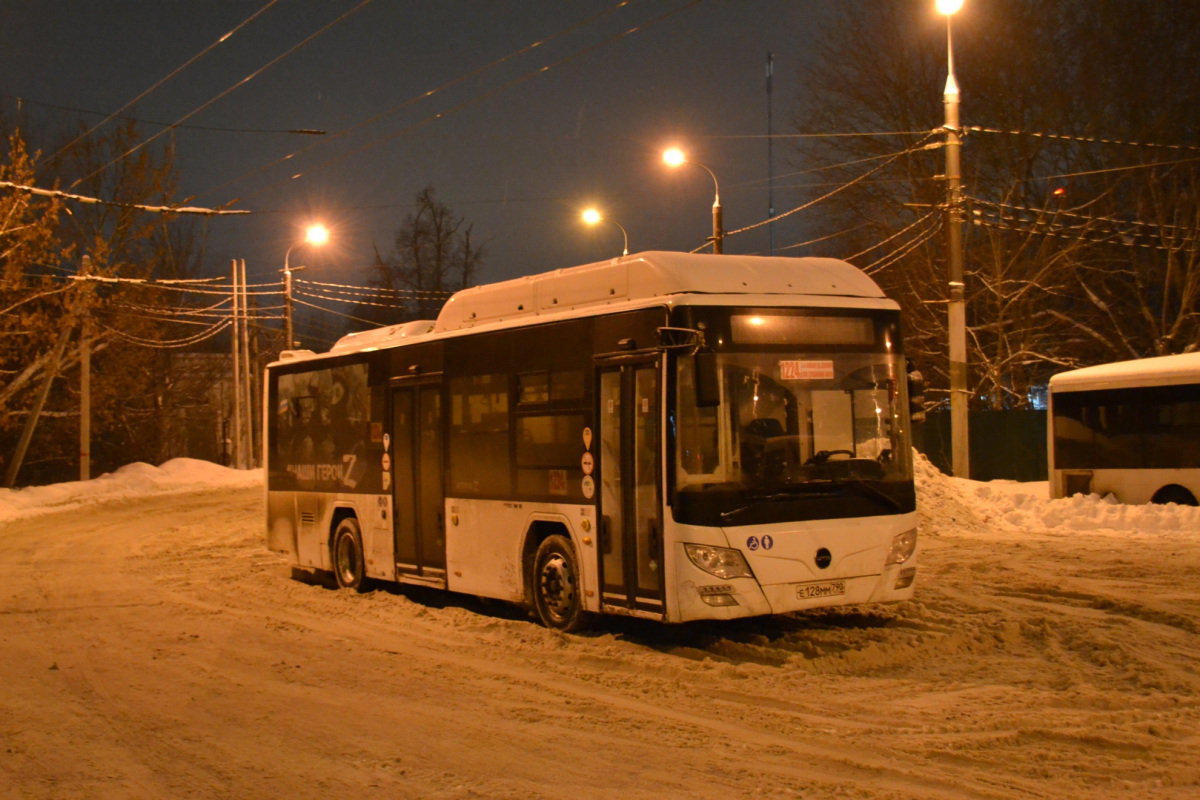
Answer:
[885,528,917,566]
[685,544,754,580]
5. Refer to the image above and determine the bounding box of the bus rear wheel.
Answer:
[533,535,591,633]
[332,517,370,592]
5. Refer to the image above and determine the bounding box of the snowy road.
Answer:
[2,464,1199,799]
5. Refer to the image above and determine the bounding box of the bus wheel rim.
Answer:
[337,534,357,583]
[539,555,574,620]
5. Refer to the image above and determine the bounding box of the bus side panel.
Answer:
[1085,468,1200,505]
[266,490,299,558]
[264,489,327,569]
[266,490,393,579]
[446,497,598,609]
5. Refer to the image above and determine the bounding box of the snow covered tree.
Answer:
[0,131,72,451]
[1,118,202,485]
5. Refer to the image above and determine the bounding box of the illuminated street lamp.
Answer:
[663,147,724,254]
[283,223,329,349]
[581,207,629,257]
[939,0,969,478]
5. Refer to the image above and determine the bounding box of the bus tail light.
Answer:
[685,544,754,580]
[885,528,918,566]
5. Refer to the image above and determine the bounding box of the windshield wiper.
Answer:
[719,490,838,524]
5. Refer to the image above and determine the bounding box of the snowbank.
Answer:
[4,451,1197,537]
[913,452,1200,538]
[0,459,262,525]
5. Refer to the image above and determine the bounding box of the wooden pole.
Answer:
[4,322,75,488]
[239,260,253,468]
[79,255,92,481]
[231,260,243,469]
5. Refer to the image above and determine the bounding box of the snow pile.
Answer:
[914,451,1200,536]
[0,459,262,525]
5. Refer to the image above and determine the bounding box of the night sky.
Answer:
[0,1,853,292]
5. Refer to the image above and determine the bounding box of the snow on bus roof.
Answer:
[296,252,885,363]
[329,320,435,353]
[1049,351,1200,392]
[433,250,884,334]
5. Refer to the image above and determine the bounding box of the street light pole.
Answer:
[940,0,969,478]
[663,148,723,254]
[282,224,328,350]
[581,208,629,257]
[283,247,299,350]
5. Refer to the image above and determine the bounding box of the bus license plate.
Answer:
[798,580,845,599]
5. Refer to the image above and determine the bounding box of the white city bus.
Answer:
[1049,352,1200,505]
[264,251,919,630]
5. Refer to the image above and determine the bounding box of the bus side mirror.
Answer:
[906,362,926,423]
[694,351,720,408]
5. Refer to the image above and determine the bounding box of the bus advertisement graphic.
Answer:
[274,363,373,492]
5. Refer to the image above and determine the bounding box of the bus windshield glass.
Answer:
[673,309,915,527]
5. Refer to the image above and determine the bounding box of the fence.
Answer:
[917,410,1047,482]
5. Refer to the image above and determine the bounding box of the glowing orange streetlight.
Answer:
[581,207,628,257]
[284,223,330,348]
[662,147,723,254]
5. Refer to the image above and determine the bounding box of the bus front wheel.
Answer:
[332,517,370,592]
[532,535,591,633]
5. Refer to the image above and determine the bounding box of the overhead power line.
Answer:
[294,277,453,299]
[229,0,700,204]
[0,179,249,216]
[193,0,637,203]
[967,195,1199,244]
[49,0,282,163]
[722,133,940,241]
[291,296,380,326]
[7,93,325,136]
[72,0,373,189]
[967,126,1200,154]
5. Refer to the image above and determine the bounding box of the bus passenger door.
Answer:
[391,382,446,584]
[598,361,664,616]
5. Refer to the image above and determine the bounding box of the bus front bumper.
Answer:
[675,564,917,622]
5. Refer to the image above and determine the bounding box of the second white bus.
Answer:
[1049,351,1200,505]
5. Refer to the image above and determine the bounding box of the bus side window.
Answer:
[448,374,512,496]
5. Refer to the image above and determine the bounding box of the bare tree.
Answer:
[790,0,1200,408]
[364,185,484,325]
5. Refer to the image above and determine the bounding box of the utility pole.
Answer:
[767,51,776,256]
[79,254,93,481]
[4,320,76,488]
[231,260,243,469]
[239,260,253,468]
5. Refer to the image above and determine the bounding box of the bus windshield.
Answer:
[672,311,915,527]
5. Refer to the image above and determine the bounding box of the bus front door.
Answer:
[598,361,664,617]
[391,382,446,585]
